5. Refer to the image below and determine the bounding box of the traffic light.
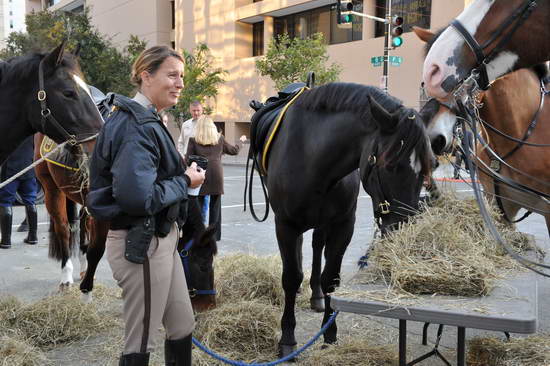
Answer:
[337,0,354,29]
[391,15,404,48]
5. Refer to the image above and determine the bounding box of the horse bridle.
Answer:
[450,0,538,90]
[179,239,216,298]
[37,57,97,146]
[364,145,395,230]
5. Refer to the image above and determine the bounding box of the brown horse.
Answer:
[417,27,550,236]
[35,133,218,309]
[34,133,109,291]
[422,0,550,99]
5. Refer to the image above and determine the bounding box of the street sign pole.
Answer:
[383,0,392,94]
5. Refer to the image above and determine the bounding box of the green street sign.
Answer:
[389,56,403,66]
[370,56,383,67]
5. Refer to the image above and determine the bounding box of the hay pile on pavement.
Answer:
[0,287,118,348]
[0,333,50,366]
[193,300,279,364]
[467,336,550,366]
[301,337,398,366]
[359,191,541,296]
[215,254,313,308]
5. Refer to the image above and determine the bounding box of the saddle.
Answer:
[249,72,315,174]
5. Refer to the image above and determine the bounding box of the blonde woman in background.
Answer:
[186,115,246,241]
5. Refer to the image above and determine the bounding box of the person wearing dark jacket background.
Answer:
[186,115,245,241]
[87,46,205,366]
[0,135,38,249]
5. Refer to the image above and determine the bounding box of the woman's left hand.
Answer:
[239,135,247,142]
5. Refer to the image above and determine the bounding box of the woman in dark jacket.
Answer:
[186,115,245,241]
[87,46,205,366]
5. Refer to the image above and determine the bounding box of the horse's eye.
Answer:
[62,90,78,99]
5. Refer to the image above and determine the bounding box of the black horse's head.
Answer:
[5,42,103,151]
[361,96,435,235]
[179,198,218,312]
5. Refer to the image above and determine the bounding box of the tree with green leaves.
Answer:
[0,9,146,95]
[172,43,227,127]
[255,33,341,90]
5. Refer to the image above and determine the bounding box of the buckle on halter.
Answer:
[180,249,189,258]
[189,288,197,298]
[67,135,78,146]
[41,108,51,118]
[379,200,390,215]
[368,155,377,165]
[37,90,46,101]
[490,159,501,172]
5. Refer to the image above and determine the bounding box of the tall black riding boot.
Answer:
[164,334,192,366]
[0,206,12,249]
[23,205,38,245]
[17,217,28,232]
[118,352,150,366]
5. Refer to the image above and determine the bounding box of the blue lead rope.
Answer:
[192,311,339,366]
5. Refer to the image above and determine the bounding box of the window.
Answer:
[375,0,431,37]
[252,21,264,56]
[9,20,13,29]
[171,41,176,50]
[273,2,362,45]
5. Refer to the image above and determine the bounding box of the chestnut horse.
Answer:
[423,0,549,99]
[417,27,550,236]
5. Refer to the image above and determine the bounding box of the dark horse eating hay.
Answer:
[250,82,434,358]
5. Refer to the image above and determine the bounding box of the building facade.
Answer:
[175,0,469,146]
[0,0,29,49]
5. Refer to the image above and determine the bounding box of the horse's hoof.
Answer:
[310,297,325,312]
[278,344,297,362]
[80,291,93,304]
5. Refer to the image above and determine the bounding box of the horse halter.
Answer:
[450,0,538,90]
[179,239,216,298]
[364,150,392,229]
[38,57,85,146]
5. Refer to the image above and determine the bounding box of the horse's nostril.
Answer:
[432,135,447,155]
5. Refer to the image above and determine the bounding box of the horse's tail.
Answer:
[48,225,77,262]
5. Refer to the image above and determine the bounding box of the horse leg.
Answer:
[66,200,86,279]
[310,228,325,312]
[320,215,355,345]
[275,219,304,359]
[80,218,108,303]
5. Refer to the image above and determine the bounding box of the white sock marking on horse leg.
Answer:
[61,258,74,286]
[79,249,88,277]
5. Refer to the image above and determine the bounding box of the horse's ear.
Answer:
[369,96,397,132]
[43,41,67,69]
[199,225,218,253]
[412,26,435,43]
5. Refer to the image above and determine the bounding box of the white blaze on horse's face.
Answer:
[422,0,519,99]
[409,150,422,175]
[72,74,93,100]
[427,109,457,154]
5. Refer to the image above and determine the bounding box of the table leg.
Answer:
[457,326,465,366]
[399,319,407,366]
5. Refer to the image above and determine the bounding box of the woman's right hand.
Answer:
[185,162,206,188]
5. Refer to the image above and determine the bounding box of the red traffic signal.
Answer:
[392,15,403,26]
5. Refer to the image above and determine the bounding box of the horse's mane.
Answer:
[294,82,432,175]
[294,82,404,119]
[1,52,80,87]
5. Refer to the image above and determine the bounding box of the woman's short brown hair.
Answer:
[131,46,183,87]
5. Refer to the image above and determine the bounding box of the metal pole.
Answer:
[383,0,392,94]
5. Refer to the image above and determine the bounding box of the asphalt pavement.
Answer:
[0,162,549,364]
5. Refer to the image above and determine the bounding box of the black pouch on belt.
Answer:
[125,216,155,264]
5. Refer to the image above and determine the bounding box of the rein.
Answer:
[179,239,216,298]
[456,98,550,277]
[450,0,539,90]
